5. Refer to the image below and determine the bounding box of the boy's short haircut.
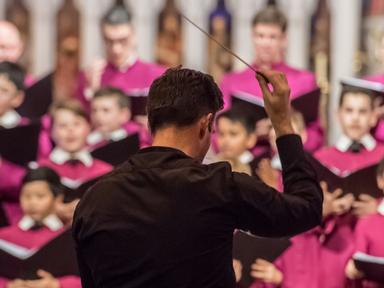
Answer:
[216,107,256,134]
[93,86,131,109]
[50,99,89,122]
[0,61,25,91]
[339,86,375,109]
[22,166,64,197]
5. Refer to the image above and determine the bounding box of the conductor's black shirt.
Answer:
[72,134,322,288]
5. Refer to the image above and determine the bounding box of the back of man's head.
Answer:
[147,67,224,134]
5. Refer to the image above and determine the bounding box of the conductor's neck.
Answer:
[151,126,204,162]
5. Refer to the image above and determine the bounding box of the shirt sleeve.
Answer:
[230,134,323,237]
[75,248,96,288]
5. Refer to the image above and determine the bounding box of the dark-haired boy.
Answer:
[215,108,257,175]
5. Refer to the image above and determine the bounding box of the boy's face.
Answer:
[216,118,256,160]
[252,23,286,66]
[52,109,90,153]
[20,180,56,223]
[0,74,23,116]
[91,96,130,134]
[338,93,376,141]
[102,23,135,68]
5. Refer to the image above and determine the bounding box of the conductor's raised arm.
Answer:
[230,70,323,237]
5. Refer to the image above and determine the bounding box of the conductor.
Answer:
[72,68,323,288]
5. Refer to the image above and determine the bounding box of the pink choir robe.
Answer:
[352,204,384,288]
[220,63,323,152]
[38,156,112,184]
[0,159,25,225]
[0,225,81,288]
[250,155,354,288]
[250,214,355,288]
[76,59,166,109]
[314,143,384,176]
[24,73,35,88]
[363,75,384,143]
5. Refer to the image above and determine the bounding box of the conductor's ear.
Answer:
[199,113,213,139]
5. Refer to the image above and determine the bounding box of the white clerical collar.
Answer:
[271,154,282,171]
[50,147,93,167]
[116,54,138,72]
[335,134,376,152]
[18,214,63,231]
[87,128,127,145]
[239,150,254,164]
[0,110,21,129]
[378,199,384,216]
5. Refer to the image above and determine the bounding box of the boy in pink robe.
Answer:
[0,167,81,288]
[38,100,112,186]
[220,6,323,153]
[315,82,384,218]
[87,87,151,149]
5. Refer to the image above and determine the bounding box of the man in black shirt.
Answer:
[72,68,323,288]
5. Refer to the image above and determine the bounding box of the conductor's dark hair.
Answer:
[102,0,132,26]
[339,85,375,109]
[0,61,25,91]
[93,86,131,109]
[251,6,288,33]
[216,107,256,134]
[22,166,64,197]
[147,67,224,134]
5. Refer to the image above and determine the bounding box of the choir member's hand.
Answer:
[55,196,80,225]
[6,279,29,288]
[332,193,354,216]
[321,182,354,217]
[256,158,279,190]
[255,70,294,138]
[352,194,379,218]
[24,270,60,288]
[232,259,243,283]
[85,59,107,93]
[250,258,283,285]
[255,118,272,139]
[345,259,364,280]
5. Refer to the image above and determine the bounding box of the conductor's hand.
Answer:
[256,70,294,138]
